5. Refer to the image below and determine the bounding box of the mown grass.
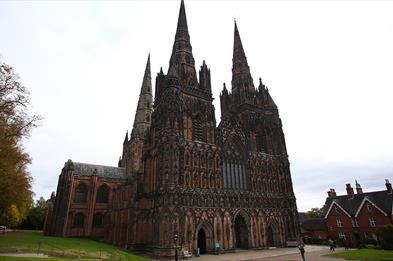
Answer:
[326,248,393,261]
[0,257,93,261]
[0,230,148,260]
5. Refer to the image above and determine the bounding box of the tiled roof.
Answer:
[301,218,326,231]
[63,160,126,180]
[323,190,393,217]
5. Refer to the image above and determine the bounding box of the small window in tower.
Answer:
[146,114,150,122]
[192,118,203,141]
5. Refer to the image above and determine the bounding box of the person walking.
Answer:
[343,238,350,250]
[298,240,306,261]
[328,238,335,251]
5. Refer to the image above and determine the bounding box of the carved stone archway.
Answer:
[195,222,213,254]
[266,221,280,247]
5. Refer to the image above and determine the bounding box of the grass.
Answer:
[326,248,393,261]
[0,257,93,261]
[0,230,148,260]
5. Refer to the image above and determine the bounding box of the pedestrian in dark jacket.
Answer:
[298,240,306,261]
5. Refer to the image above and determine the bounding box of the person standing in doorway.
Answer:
[298,240,306,261]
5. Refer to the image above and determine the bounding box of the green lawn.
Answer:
[326,249,393,261]
[0,230,148,260]
[0,257,93,261]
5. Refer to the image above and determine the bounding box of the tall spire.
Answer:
[168,0,198,87]
[176,0,189,39]
[131,54,153,139]
[232,21,254,94]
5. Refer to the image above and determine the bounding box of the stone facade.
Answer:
[45,0,300,257]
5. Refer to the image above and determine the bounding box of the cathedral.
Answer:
[44,0,300,257]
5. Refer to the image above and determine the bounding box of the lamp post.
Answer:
[174,233,178,261]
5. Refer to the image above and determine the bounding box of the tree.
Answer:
[0,59,41,227]
[307,207,324,218]
[377,224,393,250]
[19,197,48,230]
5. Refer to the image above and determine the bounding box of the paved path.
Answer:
[0,253,50,258]
[184,246,351,261]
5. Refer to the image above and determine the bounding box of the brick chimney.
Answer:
[386,179,392,194]
[327,188,337,198]
[346,184,354,199]
[355,180,363,194]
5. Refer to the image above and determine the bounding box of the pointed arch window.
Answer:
[192,118,204,141]
[96,185,109,203]
[74,213,84,228]
[92,213,103,228]
[74,184,88,203]
[222,142,246,190]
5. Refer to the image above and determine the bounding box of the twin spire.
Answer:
[130,53,153,139]
[232,21,255,94]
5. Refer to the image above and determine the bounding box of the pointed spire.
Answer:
[131,54,153,139]
[232,21,254,95]
[167,0,198,87]
[176,0,189,38]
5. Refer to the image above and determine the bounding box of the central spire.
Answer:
[168,0,198,87]
[176,0,189,39]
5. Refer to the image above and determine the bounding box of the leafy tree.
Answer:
[0,59,41,227]
[307,207,324,218]
[377,224,393,250]
[19,197,48,230]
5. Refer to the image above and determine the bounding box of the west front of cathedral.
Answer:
[44,1,300,257]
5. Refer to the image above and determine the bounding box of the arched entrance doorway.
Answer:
[234,215,249,249]
[197,229,207,254]
[267,225,275,247]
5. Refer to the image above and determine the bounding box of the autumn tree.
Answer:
[0,59,41,227]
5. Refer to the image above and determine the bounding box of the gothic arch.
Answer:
[233,211,250,249]
[96,184,109,203]
[74,183,88,203]
[265,219,280,247]
[195,221,214,254]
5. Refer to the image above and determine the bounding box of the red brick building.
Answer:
[323,180,393,244]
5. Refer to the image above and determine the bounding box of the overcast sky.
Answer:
[1,1,392,212]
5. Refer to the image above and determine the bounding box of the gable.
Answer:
[355,197,388,217]
[324,201,351,219]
